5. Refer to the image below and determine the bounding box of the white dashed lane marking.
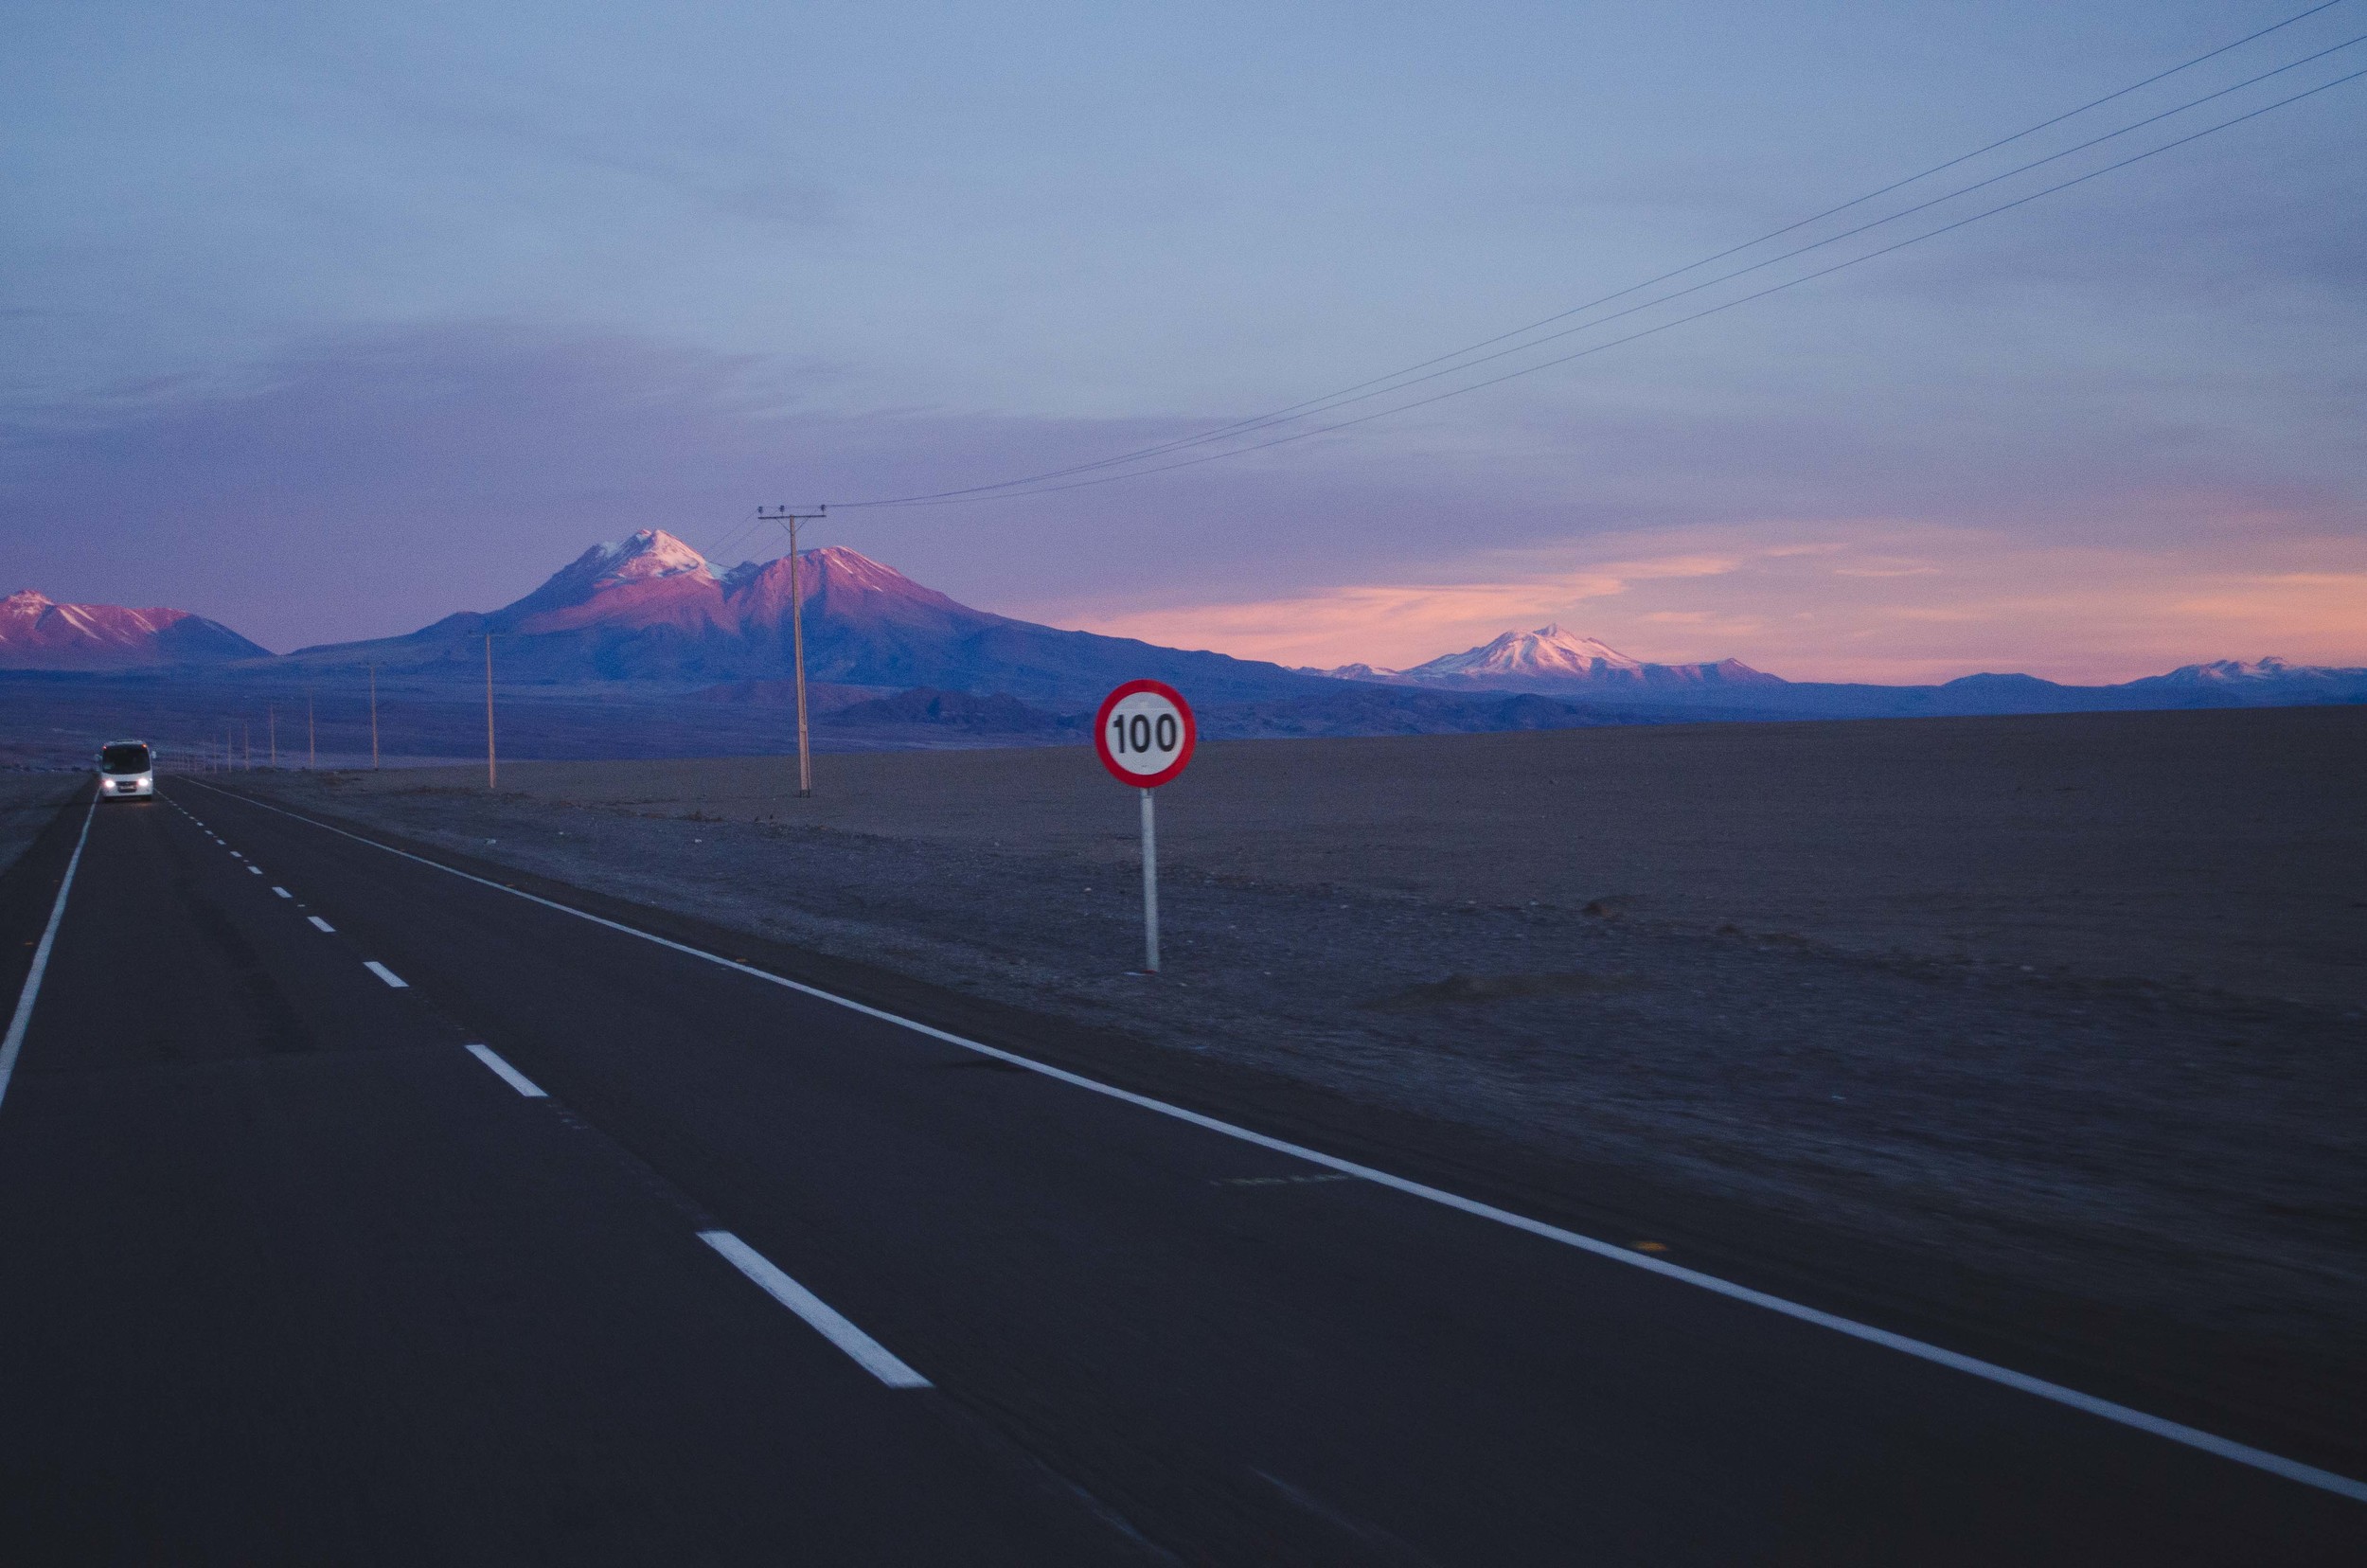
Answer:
[175,798,932,1399]
[271,886,291,899]
[180,777,2367,1502]
[698,1231,930,1389]
[465,1043,547,1098]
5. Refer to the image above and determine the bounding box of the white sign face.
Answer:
[1095,683,1195,786]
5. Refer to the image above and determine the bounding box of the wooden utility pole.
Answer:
[485,634,498,791]
[756,506,827,798]
[268,704,277,768]
[368,663,381,769]
[308,688,316,769]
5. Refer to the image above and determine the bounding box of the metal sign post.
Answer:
[1093,680,1197,973]
[1140,787,1159,971]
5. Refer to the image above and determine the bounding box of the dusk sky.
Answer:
[4,1,2361,681]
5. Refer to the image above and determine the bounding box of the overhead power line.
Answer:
[701,506,764,564]
[827,2,2358,510]
[855,64,2367,508]
[859,27,2365,508]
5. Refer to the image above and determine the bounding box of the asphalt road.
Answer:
[0,780,2359,1565]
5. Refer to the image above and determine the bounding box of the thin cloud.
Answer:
[1064,520,2367,683]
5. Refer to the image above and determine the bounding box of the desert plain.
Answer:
[230,703,2365,1459]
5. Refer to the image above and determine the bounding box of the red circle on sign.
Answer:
[1093,679,1197,788]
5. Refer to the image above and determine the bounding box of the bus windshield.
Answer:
[100,743,151,775]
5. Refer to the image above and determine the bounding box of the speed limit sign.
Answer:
[1094,679,1196,788]
[1095,680,1195,973]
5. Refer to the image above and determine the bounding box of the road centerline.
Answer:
[465,1043,548,1098]
[174,779,2367,1506]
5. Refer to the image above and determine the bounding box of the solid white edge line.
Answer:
[465,1042,547,1097]
[308,916,335,933]
[0,798,98,1114]
[363,960,408,989]
[698,1230,930,1388]
[178,779,2367,1504]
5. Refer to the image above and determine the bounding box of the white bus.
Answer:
[98,739,155,802]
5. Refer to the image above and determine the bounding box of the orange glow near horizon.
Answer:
[1026,521,2367,686]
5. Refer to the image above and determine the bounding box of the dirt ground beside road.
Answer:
[234,705,2367,1452]
[306,704,2365,1006]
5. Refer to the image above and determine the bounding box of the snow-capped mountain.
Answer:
[1412,625,1646,681]
[0,590,269,669]
[281,529,1328,707]
[1326,624,1779,693]
[1315,629,2367,714]
[10,537,2358,747]
[2127,657,2367,689]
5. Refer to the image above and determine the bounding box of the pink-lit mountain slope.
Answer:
[0,590,270,670]
[1324,625,1778,693]
[1320,628,2367,717]
[2127,657,2367,689]
[280,530,1330,707]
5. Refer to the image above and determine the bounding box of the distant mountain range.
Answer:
[1314,624,1781,694]
[1317,625,2367,717]
[0,590,269,670]
[268,530,1331,709]
[7,543,2362,739]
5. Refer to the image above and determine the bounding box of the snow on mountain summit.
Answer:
[0,589,269,668]
[407,528,987,650]
[1326,624,1778,692]
[2162,657,2306,682]
[799,543,942,597]
[276,533,1323,704]
[556,529,718,592]
[590,529,715,585]
[2130,655,2367,687]
[1408,625,1646,681]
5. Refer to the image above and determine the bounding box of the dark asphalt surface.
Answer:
[0,780,2359,1565]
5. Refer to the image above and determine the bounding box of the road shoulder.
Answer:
[200,776,2367,1483]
